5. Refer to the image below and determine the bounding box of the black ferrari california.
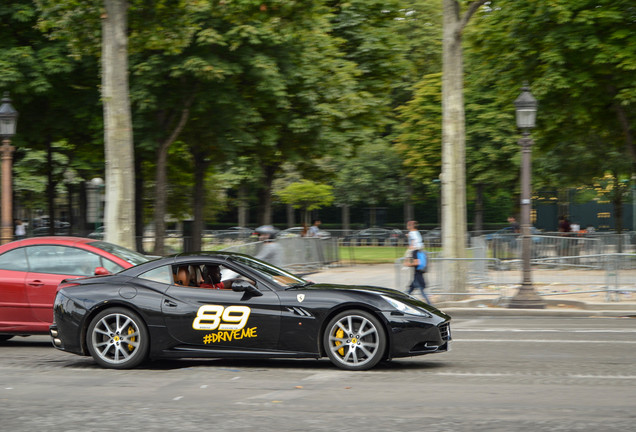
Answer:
[50,252,451,370]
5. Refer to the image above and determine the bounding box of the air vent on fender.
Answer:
[286,307,313,317]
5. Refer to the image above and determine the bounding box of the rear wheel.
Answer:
[0,335,14,343]
[323,309,386,371]
[86,307,149,369]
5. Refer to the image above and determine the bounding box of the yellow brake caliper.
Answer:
[335,328,345,356]
[127,326,136,352]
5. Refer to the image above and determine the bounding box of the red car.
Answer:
[0,236,150,341]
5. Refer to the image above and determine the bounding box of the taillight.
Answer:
[58,281,80,291]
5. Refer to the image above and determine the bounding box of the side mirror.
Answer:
[94,267,110,276]
[231,280,263,297]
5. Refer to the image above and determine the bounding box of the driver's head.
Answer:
[204,265,222,284]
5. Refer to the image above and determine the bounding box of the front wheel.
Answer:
[86,307,149,369]
[323,310,386,371]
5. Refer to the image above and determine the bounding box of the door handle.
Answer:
[28,280,44,287]
[163,299,178,307]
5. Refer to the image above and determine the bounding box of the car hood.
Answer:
[292,283,450,319]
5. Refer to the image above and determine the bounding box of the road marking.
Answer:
[453,338,636,344]
[428,372,636,379]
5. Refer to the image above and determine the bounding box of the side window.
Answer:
[0,248,28,271]
[138,265,172,284]
[100,258,124,275]
[26,245,101,276]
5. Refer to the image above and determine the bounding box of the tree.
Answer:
[467,0,636,235]
[1,1,105,236]
[441,0,487,293]
[101,0,135,249]
[333,141,406,227]
[277,180,334,225]
[37,0,200,250]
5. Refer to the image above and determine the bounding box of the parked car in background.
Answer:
[32,220,71,237]
[485,226,542,243]
[88,226,104,239]
[343,227,405,246]
[0,237,150,341]
[421,227,442,247]
[279,226,331,239]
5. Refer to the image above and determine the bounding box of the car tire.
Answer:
[0,335,13,343]
[86,307,149,369]
[323,309,386,371]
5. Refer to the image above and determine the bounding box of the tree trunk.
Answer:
[286,204,295,228]
[404,183,414,223]
[134,154,145,253]
[102,0,135,250]
[442,0,467,294]
[191,153,210,252]
[257,165,277,226]
[78,181,88,236]
[151,103,192,255]
[238,183,249,227]
[46,140,55,235]
[474,183,484,235]
[341,204,350,234]
[66,183,74,235]
[441,0,487,294]
[152,139,169,256]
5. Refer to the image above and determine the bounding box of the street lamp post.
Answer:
[508,84,546,309]
[0,92,19,245]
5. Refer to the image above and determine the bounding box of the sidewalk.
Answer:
[306,263,636,317]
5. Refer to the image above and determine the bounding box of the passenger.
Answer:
[189,265,203,287]
[174,266,190,286]
[200,265,253,290]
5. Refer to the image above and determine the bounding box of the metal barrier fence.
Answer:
[395,252,636,303]
[220,237,339,273]
[488,233,635,260]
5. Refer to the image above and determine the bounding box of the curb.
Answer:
[442,307,636,318]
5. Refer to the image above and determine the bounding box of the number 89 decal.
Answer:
[193,305,251,331]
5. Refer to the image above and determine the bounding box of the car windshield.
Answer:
[89,241,150,266]
[230,255,307,288]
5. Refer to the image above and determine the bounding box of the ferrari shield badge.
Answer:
[297,294,305,303]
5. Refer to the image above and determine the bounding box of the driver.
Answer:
[200,265,254,290]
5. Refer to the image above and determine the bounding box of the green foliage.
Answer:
[467,0,636,189]
[277,180,335,212]
[334,141,406,206]
[394,73,443,185]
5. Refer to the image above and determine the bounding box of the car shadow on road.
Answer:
[106,357,450,371]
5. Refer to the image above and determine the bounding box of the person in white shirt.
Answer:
[406,220,423,250]
[308,219,321,237]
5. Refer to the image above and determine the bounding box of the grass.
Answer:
[338,245,445,264]
[339,246,408,264]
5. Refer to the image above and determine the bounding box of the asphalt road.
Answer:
[1,315,635,432]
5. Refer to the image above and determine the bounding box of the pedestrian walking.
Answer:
[406,220,423,250]
[308,219,321,237]
[14,219,26,240]
[406,247,431,304]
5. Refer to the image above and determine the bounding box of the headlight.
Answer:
[381,295,431,317]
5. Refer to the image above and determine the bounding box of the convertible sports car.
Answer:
[50,252,451,370]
